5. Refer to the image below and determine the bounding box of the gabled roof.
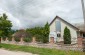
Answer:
[50,16,79,30]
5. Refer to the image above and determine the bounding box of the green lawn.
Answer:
[0,43,85,55]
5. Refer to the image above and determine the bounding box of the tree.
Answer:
[42,22,49,43]
[26,22,49,43]
[63,27,71,44]
[0,13,12,39]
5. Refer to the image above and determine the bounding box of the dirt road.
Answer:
[0,49,37,55]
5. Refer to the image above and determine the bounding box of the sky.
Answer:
[0,0,85,30]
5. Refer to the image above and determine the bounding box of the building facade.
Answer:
[49,16,85,44]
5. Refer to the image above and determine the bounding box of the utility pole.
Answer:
[81,0,85,52]
[81,0,85,30]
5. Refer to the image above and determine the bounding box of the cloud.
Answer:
[0,0,84,29]
[0,8,22,29]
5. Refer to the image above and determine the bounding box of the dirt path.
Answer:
[0,49,37,55]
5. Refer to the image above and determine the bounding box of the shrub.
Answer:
[8,36,12,41]
[14,37,20,42]
[0,45,2,48]
[2,37,6,41]
[63,27,71,44]
[35,34,43,42]
[42,35,48,43]
[23,37,32,42]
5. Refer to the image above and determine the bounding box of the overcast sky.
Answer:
[0,0,85,29]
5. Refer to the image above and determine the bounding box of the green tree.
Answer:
[42,22,49,43]
[26,22,49,43]
[0,13,12,38]
[63,27,71,44]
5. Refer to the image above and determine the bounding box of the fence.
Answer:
[0,37,85,52]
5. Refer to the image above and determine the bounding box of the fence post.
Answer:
[50,37,54,44]
[11,36,16,44]
[6,37,8,42]
[12,37,15,42]
[82,38,85,52]
[77,37,83,48]
[1,37,3,42]
[32,37,36,43]
[20,37,24,44]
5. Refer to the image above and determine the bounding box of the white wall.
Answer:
[50,20,56,32]
[49,19,57,43]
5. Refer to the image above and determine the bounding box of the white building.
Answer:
[49,16,85,44]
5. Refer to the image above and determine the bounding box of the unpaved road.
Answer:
[0,49,37,55]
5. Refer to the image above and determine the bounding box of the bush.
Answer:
[14,37,20,42]
[42,35,49,43]
[35,34,43,42]
[8,36,12,41]
[23,37,32,42]
[63,27,71,44]
[0,45,2,48]
[2,37,6,41]
[34,34,49,43]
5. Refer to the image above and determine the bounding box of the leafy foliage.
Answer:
[26,22,49,43]
[14,37,20,42]
[63,27,71,44]
[8,36,12,41]
[42,22,49,43]
[0,13,12,37]
[35,34,43,42]
[23,36,32,42]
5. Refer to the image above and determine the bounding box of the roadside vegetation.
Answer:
[0,13,50,43]
[0,43,85,55]
[26,22,49,43]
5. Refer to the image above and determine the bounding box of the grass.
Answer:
[0,43,85,55]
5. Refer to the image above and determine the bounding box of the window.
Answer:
[83,34,85,37]
[57,33,61,37]
[56,21,61,32]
